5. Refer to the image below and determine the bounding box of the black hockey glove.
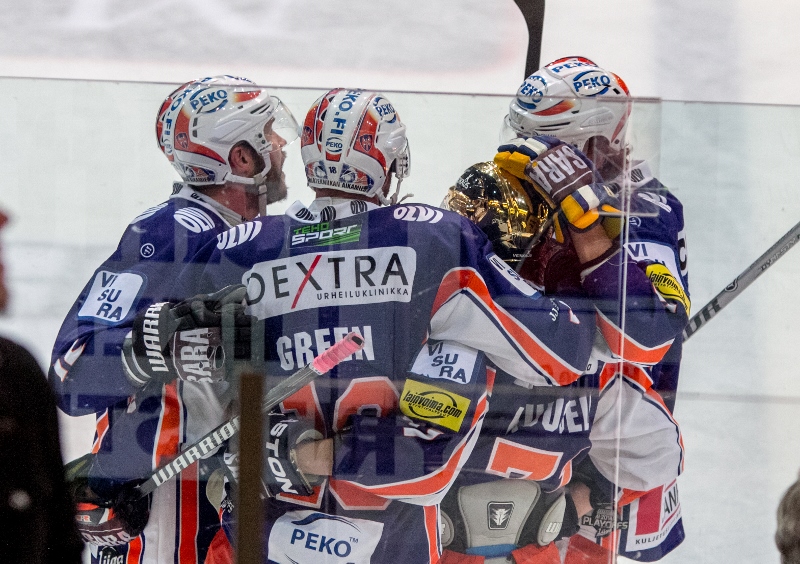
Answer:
[261,413,323,498]
[121,284,254,387]
[66,454,152,547]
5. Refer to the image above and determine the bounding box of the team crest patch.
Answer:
[399,379,470,432]
[358,134,373,152]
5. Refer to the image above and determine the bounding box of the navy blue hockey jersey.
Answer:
[190,197,612,564]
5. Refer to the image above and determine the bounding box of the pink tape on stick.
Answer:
[311,332,365,374]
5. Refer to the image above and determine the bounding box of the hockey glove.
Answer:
[66,454,152,547]
[121,284,254,387]
[262,413,323,498]
[495,136,621,234]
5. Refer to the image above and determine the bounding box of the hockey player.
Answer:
[437,57,689,563]
[49,75,301,564]
[160,87,651,564]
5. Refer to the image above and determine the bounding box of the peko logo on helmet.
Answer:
[188,87,230,113]
[518,75,547,109]
[571,70,613,96]
[373,96,396,122]
[325,136,344,155]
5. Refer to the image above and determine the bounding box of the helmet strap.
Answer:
[377,176,414,206]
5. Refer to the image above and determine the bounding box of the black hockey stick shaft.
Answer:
[513,0,546,78]
[136,332,364,496]
[682,219,800,341]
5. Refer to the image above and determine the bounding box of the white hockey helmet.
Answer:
[301,89,410,205]
[502,57,631,153]
[156,75,300,188]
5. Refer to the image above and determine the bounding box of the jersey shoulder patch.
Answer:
[410,341,480,385]
[399,378,471,432]
[77,270,146,324]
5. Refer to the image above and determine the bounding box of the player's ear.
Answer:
[228,142,255,175]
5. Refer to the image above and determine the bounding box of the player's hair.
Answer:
[777,476,800,564]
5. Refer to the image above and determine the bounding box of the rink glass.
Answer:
[1,78,799,563]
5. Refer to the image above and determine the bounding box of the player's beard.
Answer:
[258,150,288,214]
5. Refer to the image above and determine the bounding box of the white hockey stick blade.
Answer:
[136,332,364,496]
[683,219,800,341]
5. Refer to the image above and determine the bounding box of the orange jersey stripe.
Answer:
[432,268,582,385]
[596,311,673,365]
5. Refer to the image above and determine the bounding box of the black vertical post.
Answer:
[236,371,264,564]
[232,315,265,564]
[513,0,546,78]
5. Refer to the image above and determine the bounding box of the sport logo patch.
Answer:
[487,502,514,530]
[77,270,145,324]
[290,221,362,248]
[645,263,690,313]
[399,379,470,432]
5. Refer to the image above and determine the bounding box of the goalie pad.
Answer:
[441,480,567,563]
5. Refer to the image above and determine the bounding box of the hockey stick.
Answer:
[682,219,800,341]
[135,332,364,496]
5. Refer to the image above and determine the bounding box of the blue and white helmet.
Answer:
[301,89,410,205]
[502,57,631,153]
[156,75,300,187]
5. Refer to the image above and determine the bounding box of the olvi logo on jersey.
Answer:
[244,247,416,318]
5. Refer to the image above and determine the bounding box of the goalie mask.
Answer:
[156,75,300,189]
[441,161,553,267]
[301,89,410,206]
[502,57,631,154]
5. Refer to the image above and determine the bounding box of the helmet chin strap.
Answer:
[227,168,271,196]
[377,176,414,206]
